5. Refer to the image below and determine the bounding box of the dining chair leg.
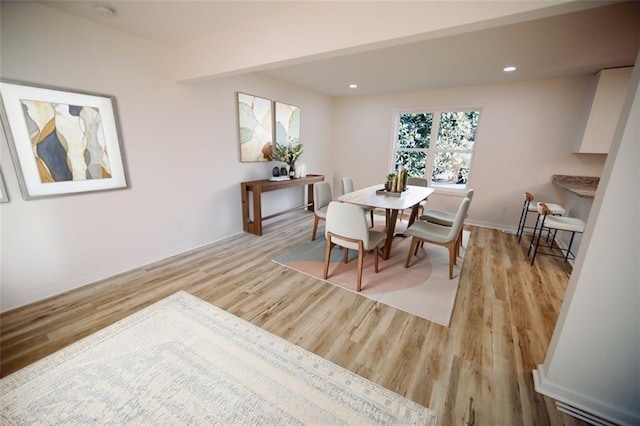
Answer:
[343,247,349,263]
[356,241,364,292]
[453,239,458,266]
[374,245,379,273]
[447,241,455,279]
[323,237,333,279]
[312,216,320,240]
[405,237,419,267]
[370,210,374,228]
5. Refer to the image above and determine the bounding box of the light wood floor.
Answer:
[1,212,585,425]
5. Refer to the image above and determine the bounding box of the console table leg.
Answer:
[241,184,251,233]
[252,186,263,236]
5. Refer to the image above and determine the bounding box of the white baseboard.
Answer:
[533,365,639,426]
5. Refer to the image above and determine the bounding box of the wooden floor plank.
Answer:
[0,212,585,425]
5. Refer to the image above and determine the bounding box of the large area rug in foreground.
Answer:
[274,223,469,327]
[0,291,436,425]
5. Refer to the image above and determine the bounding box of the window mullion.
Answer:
[425,112,441,183]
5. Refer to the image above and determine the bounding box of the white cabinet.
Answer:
[573,67,633,154]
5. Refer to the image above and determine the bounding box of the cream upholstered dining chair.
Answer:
[341,176,374,227]
[404,197,471,279]
[418,189,474,256]
[323,201,386,292]
[420,189,474,226]
[312,181,332,241]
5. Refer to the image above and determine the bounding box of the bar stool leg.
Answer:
[529,213,541,244]
[517,200,528,242]
[529,216,546,264]
[549,228,560,250]
[565,231,576,261]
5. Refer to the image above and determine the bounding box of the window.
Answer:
[393,110,480,190]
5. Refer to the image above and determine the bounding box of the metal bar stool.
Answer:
[528,203,585,265]
[516,192,565,242]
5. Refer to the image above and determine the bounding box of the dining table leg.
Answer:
[381,203,422,260]
[406,204,420,226]
[382,209,400,260]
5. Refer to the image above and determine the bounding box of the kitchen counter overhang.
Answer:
[552,175,599,198]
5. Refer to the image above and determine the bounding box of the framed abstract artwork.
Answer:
[0,80,128,200]
[274,101,300,147]
[0,167,8,202]
[237,92,273,162]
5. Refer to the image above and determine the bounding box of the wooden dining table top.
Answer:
[337,184,434,210]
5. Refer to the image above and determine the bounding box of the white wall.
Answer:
[533,53,640,426]
[332,78,607,229]
[0,2,334,311]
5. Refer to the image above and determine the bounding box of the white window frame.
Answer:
[390,107,481,195]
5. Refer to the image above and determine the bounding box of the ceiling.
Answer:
[39,1,639,97]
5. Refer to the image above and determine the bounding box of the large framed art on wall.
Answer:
[237,92,273,162]
[0,80,129,200]
[274,101,300,147]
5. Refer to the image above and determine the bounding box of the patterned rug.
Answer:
[0,291,436,425]
[274,222,469,327]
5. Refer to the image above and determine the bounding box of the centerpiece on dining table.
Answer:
[378,167,408,196]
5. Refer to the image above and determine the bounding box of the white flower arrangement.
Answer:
[273,138,303,165]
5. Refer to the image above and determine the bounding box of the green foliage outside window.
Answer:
[394,110,479,186]
[395,113,432,176]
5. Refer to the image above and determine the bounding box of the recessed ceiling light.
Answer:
[348,83,358,89]
[93,5,116,18]
[503,66,517,72]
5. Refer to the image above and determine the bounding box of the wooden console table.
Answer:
[241,174,324,236]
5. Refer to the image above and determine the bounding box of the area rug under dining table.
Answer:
[274,221,469,327]
[0,291,436,425]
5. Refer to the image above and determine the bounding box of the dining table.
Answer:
[337,184,434,260]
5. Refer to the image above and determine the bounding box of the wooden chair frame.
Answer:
[323,232,383,292]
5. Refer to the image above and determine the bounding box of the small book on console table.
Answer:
[269,176,291,182]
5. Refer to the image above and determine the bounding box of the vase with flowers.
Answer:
[273,138,303,178]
